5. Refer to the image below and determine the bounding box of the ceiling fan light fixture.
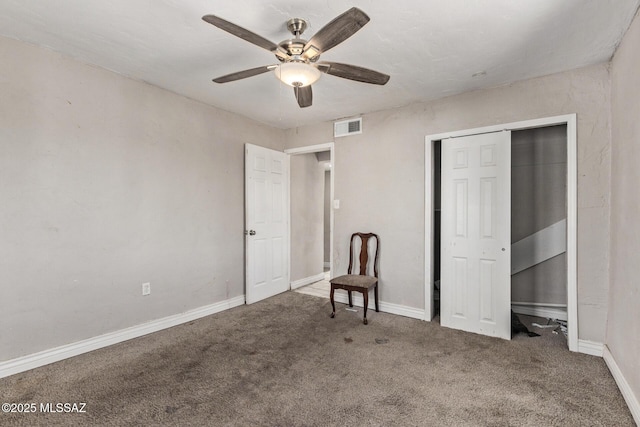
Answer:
[274,62,321,87]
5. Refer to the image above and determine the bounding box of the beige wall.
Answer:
[285,63,611,343]
[609,8,640,411]
[290,153,324,281]
[0,36,284,360]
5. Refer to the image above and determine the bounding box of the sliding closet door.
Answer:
[440,131,511,339]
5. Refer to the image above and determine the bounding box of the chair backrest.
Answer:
[347,232,379,278]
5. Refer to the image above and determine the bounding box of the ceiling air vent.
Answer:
[334,118,362,138]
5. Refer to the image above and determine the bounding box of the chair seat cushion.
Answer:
[330,274,377,289]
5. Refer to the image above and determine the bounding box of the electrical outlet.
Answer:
[142,282,151,296]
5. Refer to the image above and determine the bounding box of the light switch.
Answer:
[333,199,340,209]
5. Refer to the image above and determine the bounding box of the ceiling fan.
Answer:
[202,7,390,108]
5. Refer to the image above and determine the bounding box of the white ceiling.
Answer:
[1,0,638,129]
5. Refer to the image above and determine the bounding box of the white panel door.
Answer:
[245,144,289,304]
[441,131,511,339]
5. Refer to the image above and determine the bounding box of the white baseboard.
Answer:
[577,339,604,357]
[0,295,246,379]
[603,345,640,425]
[333,291,424,320]
[290,273,326,290]
[511,303,568,321]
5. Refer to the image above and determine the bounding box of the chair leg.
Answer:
[330,285,336,318]
[374,284,379,312]
[362,289,369,325]
[347,290,353,307]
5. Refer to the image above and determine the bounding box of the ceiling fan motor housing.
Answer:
[278,18,320,63]
[278,39,307,58]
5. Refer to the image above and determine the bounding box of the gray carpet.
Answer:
[0,291,634,426]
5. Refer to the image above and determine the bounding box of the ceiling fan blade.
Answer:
[317,62,390,85]
[303,7,369,58]
[213,66,273,83]
[294,86,313,108]
[202,15,289,59]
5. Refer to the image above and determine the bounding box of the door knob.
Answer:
[245,230,256,236]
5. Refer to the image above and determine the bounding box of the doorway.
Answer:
[425,115,578,351]
[285,143,334,289]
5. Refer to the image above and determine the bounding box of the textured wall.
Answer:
[0,36,284,360]
[290,153,324,282]
[609,8,640,412]
[285,63,611,343]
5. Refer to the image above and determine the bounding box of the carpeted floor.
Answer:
[0,291,634,426]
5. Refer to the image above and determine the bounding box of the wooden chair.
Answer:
[330,232,379,324]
